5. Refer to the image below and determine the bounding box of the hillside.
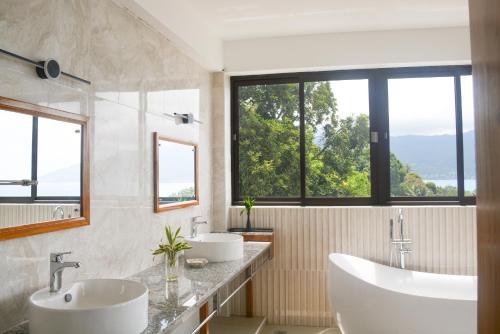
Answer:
[390,131,476,179]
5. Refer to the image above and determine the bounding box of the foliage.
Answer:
[168,187,195,202]
[238,82,459,198]
[240,196,255,216]
[152,226,192,266]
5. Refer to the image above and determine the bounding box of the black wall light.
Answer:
[36,59,61,79]
[0,48,91,85]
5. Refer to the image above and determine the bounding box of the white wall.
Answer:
[224,27,471,74]
[114,0,224,71]
[210,73,232,231]
[0,0,212,331]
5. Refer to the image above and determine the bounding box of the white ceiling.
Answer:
[122,0,469,70]
[185,0,469,40]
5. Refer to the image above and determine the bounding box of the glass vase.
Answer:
[246,211,252,231]
[165,252,179,282]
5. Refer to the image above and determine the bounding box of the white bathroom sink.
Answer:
[29,279,148,334]
[185,233,244,262]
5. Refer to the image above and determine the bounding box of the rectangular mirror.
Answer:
[0,97,89,240]
[153,133,198,212]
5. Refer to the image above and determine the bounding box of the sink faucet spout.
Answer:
[190,216,208,238]
[49,252,80,293]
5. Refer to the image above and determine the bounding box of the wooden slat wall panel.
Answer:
[229,206,476,326]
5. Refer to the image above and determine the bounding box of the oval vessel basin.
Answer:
[185,233,244,262]
[29,279,148,334]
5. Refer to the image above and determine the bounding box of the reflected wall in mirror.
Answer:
[0,97,90,240]
[153,133,198,212]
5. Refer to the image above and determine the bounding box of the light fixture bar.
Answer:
[0,48,91,85]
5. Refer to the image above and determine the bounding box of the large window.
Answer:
[305,80,371,198]
[388,77,458,198]
[460,75,476,196]
[237,83,300,198]
[232,66,475,205]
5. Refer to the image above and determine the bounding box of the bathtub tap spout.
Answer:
[399,246,412,269]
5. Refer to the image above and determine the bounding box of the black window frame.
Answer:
[0,114,82,204]
[231,65,475,206]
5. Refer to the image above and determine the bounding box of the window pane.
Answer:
[305,80,370,197]
[238,83,300,197]
[37,118,81,197]
[0,110,32,197]
[389,77,458,197]
[461,75,476,196]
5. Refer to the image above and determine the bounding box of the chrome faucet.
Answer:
[49,251,80,293]
[390,209,412,269]
[190,216,208,238]
[52,206,65,220]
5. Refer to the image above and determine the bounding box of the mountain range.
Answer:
[390,131,476,180]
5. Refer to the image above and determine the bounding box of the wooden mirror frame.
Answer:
[153,132,199,212]
[0,97,90,240]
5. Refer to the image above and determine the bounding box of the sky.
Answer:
[330,79,369,120]
[329,75,474,137]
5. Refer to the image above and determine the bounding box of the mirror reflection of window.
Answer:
[158,140,196,204]
[0,110,32,197]
[0,110,82,200]
[37,118,82,197]
[0,108,83,229]
[0,98,89,239]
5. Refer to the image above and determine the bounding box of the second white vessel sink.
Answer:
[29,278,148,334]
[185,233,244,262]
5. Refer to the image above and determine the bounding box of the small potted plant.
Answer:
[152,225,192,281]
[240,196,255,232]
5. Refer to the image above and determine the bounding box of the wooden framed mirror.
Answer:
[0,97,90,240]
[153,133,199,212]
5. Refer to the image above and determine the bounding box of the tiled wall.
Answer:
[229,206,477,326]
[0,0,213,331]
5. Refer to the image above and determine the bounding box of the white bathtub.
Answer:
[328,253,477,334]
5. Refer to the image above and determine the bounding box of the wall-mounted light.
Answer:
[35,59,61,79]
[0,48,91,85]
[162,112,202,124]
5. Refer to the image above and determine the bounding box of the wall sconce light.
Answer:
[163,112,202,124]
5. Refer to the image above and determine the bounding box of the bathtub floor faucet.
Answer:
[390,209,412,269]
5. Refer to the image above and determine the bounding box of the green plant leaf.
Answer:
[152,224,192,258]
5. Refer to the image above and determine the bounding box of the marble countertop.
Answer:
[137,241,270,333]
[3,241,271,334]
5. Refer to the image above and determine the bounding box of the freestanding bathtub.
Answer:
[328,253,477,334]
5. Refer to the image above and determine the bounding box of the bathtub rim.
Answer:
[328,253,477,302]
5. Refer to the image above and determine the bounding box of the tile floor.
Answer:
[262,325,340,334]
[209,315,341,334]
